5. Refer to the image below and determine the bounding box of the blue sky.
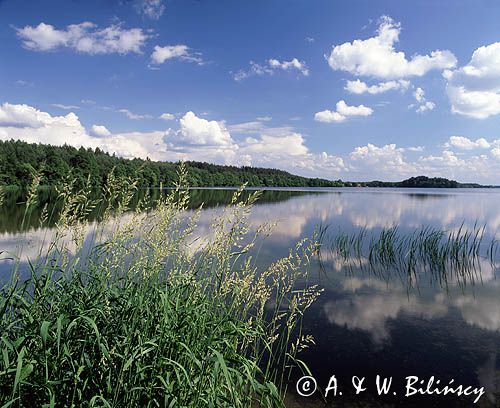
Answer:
[1,0,500,183]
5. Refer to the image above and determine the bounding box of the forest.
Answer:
[0,139,343,189]
[0,139,486,189]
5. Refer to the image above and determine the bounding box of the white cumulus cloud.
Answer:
[0,103,96,146]
[150,45,203,65]
[233,58,309,81]
[0,103,161,159]
[447,136,491,150]
[16,22,149,54]
[159,113,175,121]
[242,134,308,157]
[410,87,436,113]
[315,100,373,123]
[3,102,500,184]
[91,125,111,137]
[444,41,500,119]
[172,111,234,147]
[345,79,410,94]
[350,143,407,167]
[0,103,52,128]
[267,58,309,76]
[326,16,457,79]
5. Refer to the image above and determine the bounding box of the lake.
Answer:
[1,187,499,407]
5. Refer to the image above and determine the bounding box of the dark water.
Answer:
[1,187,499,407]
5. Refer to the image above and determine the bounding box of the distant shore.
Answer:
[1,140,497,190]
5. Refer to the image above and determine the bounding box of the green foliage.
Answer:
[353,176,462,188]
[399,176,459,188]
[0,166,321,407]
[1,140,479,190]
[0,140,342,189]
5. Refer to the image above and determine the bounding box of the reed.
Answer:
[325,224,498,288]
[0,165,321,408]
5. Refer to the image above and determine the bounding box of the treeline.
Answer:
[360,176,460,188]
[0,140,343,189]
[360,176,491,188]
[1,140,487,189]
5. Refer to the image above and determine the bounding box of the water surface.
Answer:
[1,187,499,407]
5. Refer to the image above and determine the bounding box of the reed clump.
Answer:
[323,224,499,289]
[0,165,321,408]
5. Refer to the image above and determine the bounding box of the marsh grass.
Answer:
[0,164,321,408]
[323,224,499,290]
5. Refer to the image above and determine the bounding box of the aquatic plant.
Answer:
[0,165,321,407]
[324,224,499,289]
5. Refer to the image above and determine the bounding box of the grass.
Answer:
[0,165,322,408]
[322,223,498,290]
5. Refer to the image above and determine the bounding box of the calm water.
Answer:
[1,187,499,407]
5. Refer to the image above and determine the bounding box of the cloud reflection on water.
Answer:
[1,188,499,405]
